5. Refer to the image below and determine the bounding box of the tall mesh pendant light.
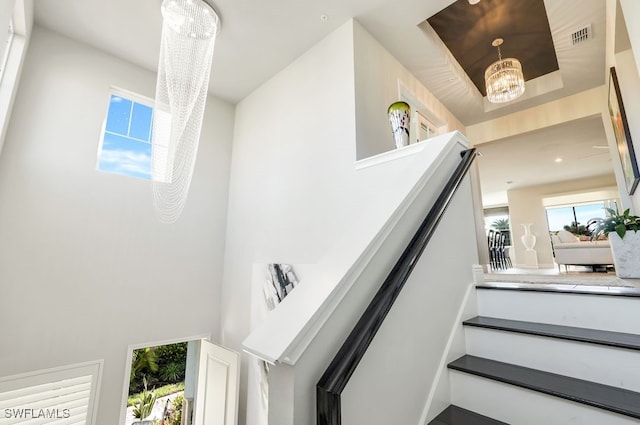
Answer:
[484,38,525,104]
[152,0,220,223]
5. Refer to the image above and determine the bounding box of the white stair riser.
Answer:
[477,290,640,334]
[464,327,640,392]
[449,371,640,425]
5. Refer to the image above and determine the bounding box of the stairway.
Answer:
[430,281,640,425]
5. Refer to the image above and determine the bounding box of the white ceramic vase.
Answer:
[609,231,640,278]
[521,223,536,251]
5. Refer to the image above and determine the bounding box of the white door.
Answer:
[193,340,240,425]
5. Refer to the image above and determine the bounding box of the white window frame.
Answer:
[397,80,448,144]
[0,20,14,81]
[0,0,29,157]
[414,110,439,142]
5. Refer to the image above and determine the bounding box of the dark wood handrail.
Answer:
[316,148,477,425]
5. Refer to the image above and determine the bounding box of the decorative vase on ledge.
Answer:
[387,101,411,149]
[521,223,536,251]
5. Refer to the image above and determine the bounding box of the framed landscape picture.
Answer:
[608,66,640,195]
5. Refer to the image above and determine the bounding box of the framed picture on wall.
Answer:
[608,66,640,195]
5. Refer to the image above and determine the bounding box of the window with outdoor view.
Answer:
[484,206,511,246]
[545,202,612,236]
[97,90,154,180]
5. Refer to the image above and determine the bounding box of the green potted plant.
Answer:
[590,208,640,278]
[132,377,157,425]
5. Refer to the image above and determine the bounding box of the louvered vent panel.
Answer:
[0,362,101,425]
[571,24,591,45]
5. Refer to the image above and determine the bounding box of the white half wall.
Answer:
[340,178,479,425]
[0,26,234,425]
[282,144,478,425]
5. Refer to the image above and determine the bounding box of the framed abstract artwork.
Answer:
[608,66,640,195]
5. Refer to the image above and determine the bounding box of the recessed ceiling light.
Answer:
[320,14,328,22]
[468,0,480,4]
[555,157,563,163]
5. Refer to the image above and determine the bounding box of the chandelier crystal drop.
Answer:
[152,0,220,223]
[484,38,525,104]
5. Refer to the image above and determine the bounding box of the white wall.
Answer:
[603,0,640,213]
[466,87,606,146]
[340,178,478,425]
[0,26,234,425]
[273,142,478,425]
[235,133,473,424]
[223,19,468,423]
[221,19,358,424]
[612,48,640,213]
[620,0,640,77]
[507,175,617,268]
[353,21,464,160]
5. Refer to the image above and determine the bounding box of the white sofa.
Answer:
[551,230,614,271]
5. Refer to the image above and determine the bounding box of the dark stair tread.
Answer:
[463,316,640,351]
[476,282,640,298]
[429,405,509,425]
[448,355,640,419]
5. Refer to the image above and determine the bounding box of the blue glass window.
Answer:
[130,102,153,141]
[98,93,153,180]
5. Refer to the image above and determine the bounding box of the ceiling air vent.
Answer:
[571,24,592,45]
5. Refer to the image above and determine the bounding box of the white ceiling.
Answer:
[31,0,616,206]
[476,116,613,206]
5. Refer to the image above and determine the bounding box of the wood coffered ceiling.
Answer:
[427,0,559,97]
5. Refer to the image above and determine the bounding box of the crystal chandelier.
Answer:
[484,38,525,104]
[152,0,220,223]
